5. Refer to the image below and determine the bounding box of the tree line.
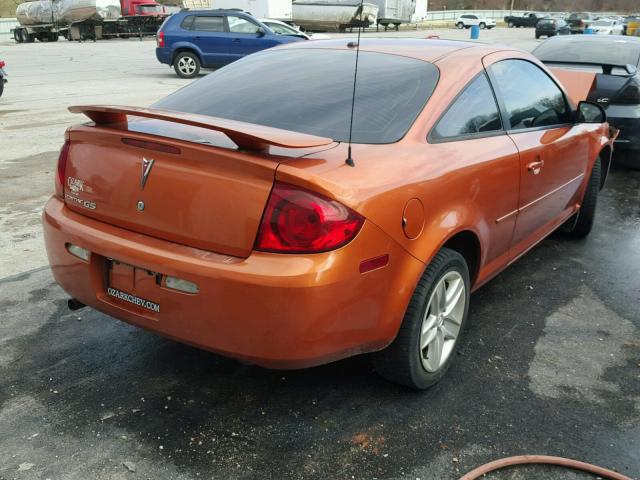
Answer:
[427,0,639,12]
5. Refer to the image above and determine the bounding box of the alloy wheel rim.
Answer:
[419,271,465,373]
[178,57,196,75]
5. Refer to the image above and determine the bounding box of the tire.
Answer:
[563,159,601,237]
[0,78,4,98]
[173,51,200,79]
[456,22,464,29]
[479,22,486,29]
[373,248,470,390]
[14,28,23,43]
[508,21,515,28]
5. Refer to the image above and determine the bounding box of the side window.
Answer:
[192,16,225,32]
[180,15,195,30]
[490,59,570,130]
[227,15,261,34]
[431,73,502,140]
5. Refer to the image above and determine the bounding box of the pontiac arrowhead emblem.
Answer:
[141,157,155,190]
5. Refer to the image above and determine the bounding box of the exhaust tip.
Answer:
[67,298,86,311]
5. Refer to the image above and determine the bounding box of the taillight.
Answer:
[255,182,364,253]
[157,31,165,48]
[55,140,70,199]
[613,78,640,105]
[0,60,5,68]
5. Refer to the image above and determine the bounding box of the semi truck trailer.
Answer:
[13,0,169,42]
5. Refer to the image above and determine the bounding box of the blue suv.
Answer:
[156,10,307,78]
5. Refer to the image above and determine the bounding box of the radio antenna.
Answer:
[344,0,365,167]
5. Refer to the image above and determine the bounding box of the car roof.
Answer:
[542,34,640,44]
[277,38,509,63]
[178,8,250,14]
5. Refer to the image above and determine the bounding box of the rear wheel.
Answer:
[373,248,470,389]
[456,22,464,29]
[479,22,486,29]
[562,159,601,237]
[173,51,200,79]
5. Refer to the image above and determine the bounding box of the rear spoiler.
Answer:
[68,105,334,151]
[543,60,638,76]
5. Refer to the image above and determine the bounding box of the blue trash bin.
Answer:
[584,27,594,34]
[470,24,480,39]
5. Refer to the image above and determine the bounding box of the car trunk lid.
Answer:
[63,105,335,258]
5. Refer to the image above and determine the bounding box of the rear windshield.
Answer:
[154,49,439,144]
[534,38,640,67]
[538,19,555,25]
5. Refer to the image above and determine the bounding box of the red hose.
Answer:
[459,455,634,480]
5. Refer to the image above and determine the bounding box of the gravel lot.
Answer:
[1,27,639,480]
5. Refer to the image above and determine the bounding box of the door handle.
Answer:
[232,38,241,42]
[527,159,545,175]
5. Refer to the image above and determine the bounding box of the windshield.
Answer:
[569,13,590,20]
[137,4,162,13]
[154,49,439,144]
[534,38,640,67]
[592,20,613,26]
[264,21,301,35]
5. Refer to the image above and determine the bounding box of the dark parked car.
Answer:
[534,35,640,168]
[504,12,542,28]
[566,12,596,33]
[155,9,306,78]
[535,18,571,38]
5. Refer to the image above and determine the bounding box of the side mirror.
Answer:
[256,27,266,37]
[577,101,606,123]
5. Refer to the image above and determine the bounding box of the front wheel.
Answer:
[456,22,464,29]
[508,21,515,27]
[562,159,601,237]
[373,248,470,389]
[173,51,200,79]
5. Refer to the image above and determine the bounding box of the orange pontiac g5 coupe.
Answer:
[43,39,614,389]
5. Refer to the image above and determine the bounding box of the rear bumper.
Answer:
[43,197,424,369]
[155,47,171,65]
[606,105,640,152]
